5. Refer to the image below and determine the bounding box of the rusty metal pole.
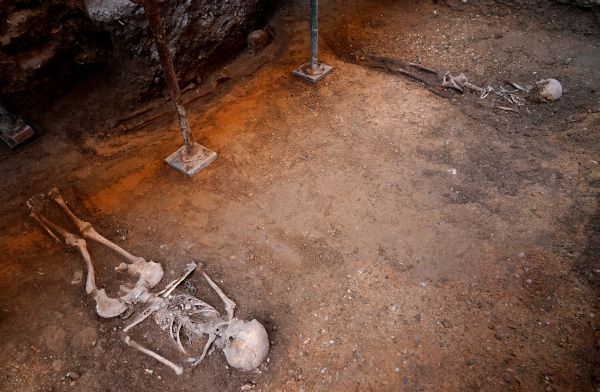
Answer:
[135,0,216,176]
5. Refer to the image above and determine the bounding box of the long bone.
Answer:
[28,202,97,295]
[124,336,183,375]
[28,204,130,317]
[29,189,269,375]
[47,188,146,264]
[28,194,161,317]
[45,188,164,304]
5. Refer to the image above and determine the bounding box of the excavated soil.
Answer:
[1,0,599,391]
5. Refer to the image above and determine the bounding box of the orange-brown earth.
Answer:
[1,1,598,391]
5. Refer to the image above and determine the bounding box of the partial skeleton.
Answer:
[27,188,269,375]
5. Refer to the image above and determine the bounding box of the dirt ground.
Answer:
[1,0,599,391]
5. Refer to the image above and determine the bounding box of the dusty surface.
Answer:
[1,0,599,391]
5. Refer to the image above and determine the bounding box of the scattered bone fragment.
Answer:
[241,382,256,391]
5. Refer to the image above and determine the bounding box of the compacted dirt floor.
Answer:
[1,0,599,391]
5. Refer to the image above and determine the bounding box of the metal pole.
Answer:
[292,0,332,83]
[140,0,199,161]
[310,0,319,72]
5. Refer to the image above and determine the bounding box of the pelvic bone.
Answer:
[27,188,269,375]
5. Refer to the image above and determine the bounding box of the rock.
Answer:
[247,30,270,50]
[14,349,30,364]
[240,382,255,391]
[66,371,80,380]
[555,0,600,8]
[71,270,83,285]
[84,0,137,22]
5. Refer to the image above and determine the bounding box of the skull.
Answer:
[534,78,562,102]
[221,319,269,371]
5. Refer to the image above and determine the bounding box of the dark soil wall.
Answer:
[0,0,270,96]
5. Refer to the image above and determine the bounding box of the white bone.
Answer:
[31,210,98,294]
[202,272,236,321]
[124,336,183,375]
[123,298,164,332]
[95,289,129,318]
[48,188,146,264]
[158,262,197,297]
[222,319,269,371]
[29,189,270,374]
[116,260,164,289]
[190,333,216,367]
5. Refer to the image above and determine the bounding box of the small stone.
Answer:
[247,30,270,50]
[70,270,83,285]
[66,371,80,380]
[144,369,154,375]
[14,350,29,364]
[240,382,255,391]
[394,367,400,373]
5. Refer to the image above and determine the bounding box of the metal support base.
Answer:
[293,62,333,83]
[165,142,217,177]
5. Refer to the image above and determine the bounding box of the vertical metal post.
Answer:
[141,0,197,159]
[136,0,216,176]
[310,0,319,72]
[292,0,333,83]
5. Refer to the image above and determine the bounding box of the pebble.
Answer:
[70,270,83,285]
[66,371,80,380]
[247,30,270,50]
[240,382,255,391]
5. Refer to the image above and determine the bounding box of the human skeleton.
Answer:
[27,188,269,375]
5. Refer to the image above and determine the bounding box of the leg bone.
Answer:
[29,201,128,318]
[31,209,97,294]
[48,188,146,264]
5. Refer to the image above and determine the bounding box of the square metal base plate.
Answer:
[292,62,333,83]
[165,142,217,177]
